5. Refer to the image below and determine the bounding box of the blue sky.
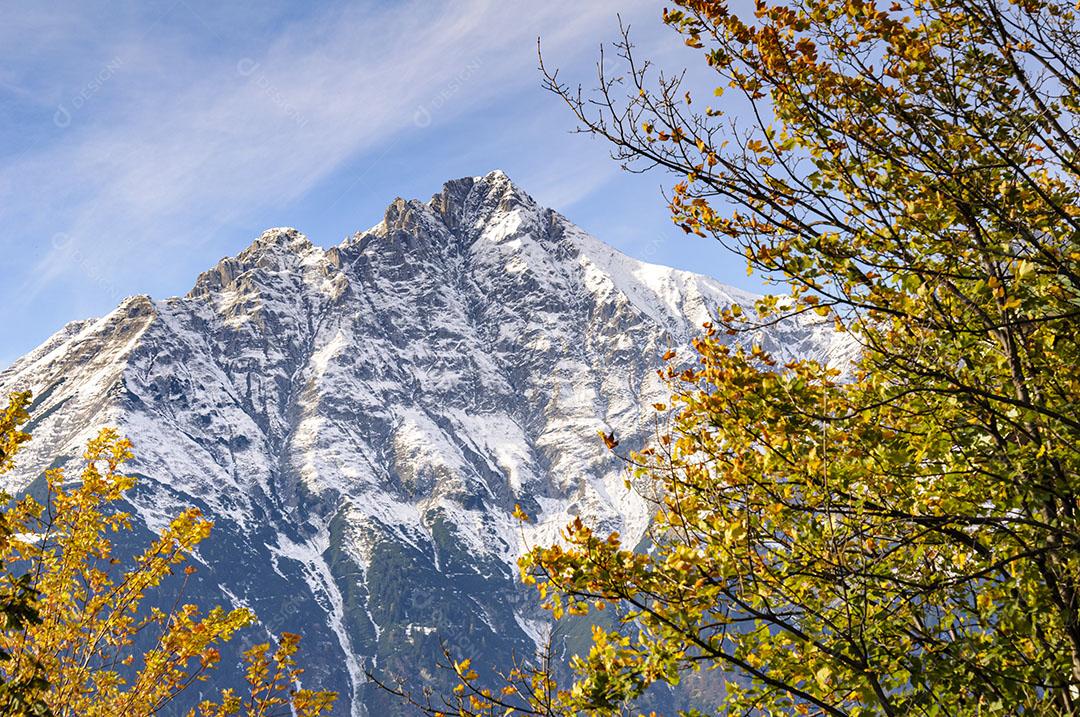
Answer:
[0,1,758,367]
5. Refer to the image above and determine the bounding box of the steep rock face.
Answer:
[0,171,853,715]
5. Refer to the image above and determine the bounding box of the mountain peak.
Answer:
[242,227,314,256]
[428,177,475,231]
[381,197,440,236]
[1,169,852,717]
[468,169,536,211]
[340,170,536,255]
[426,170,536,234]
[187,228,319,298]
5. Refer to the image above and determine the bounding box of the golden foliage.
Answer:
[420,0,1080,713]
[0,393,335,717]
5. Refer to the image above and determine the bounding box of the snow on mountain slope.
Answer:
[0,170,852,716]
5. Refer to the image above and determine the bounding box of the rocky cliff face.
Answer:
[0,171,853,715]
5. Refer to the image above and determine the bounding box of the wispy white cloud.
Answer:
[8,1,652,278]
[4,0,722,366]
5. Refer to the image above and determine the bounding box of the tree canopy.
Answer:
[416,0,1080,714]
[0,392,335,717]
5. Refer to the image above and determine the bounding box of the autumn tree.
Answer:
[416,0,1080,714]
[0,392,335,717]
[0,392,48,715]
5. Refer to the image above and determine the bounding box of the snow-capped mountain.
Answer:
[0,171,853,715]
